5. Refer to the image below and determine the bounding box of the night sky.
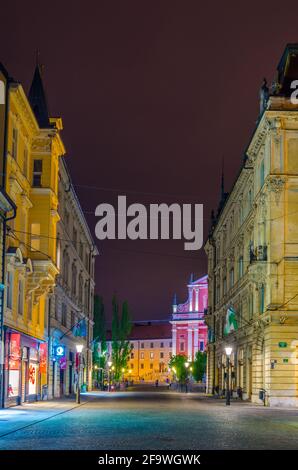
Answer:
[1,1,298,320]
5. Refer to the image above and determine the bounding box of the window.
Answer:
[73,227,77,247]
[78,274,83,303]
[79,242,83,260]
[63,250,70,284]
[140,352,144,359]
[141,342,144,349]
[160,342,164,348]
[260,160,265,187]
[248,292,254,320]
[259,285,265,314]
[169,341,172,348]
[223,276,227,295]
[61,303,67,327]
[150,352,154,359]
[238,256,244,278]
[150,363,153,369]
[130,363,134,369]
[160,352,164,359]
[64,209,70,228]
[45,297,51,328]
[229,268,234,288]
[71,264,77,296]
[140,363,144,369]
[32,159,43,187]
[12,128,18,159]
[71,311,76,329]
[248,189,253,208]
[56,239,61,270]
[30,223,40,251]
[28,293,33,321]
[17,279,24,315]
[6,271,13,309]
[150,342,154,349]
[180,342,185,352]
[131,352,134,359]
[199,341,204,352]
[23,147,28,177]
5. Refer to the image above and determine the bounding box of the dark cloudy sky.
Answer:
[1,1,298,320]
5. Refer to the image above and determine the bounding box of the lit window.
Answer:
[140,352,144,359]
[150,352,154,359]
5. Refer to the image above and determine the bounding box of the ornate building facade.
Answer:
[3,64,64,406]
[171,274,208,360]
[48,158,98,398]
[205,44,298,406]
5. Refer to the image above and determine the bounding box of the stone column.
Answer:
[188,328,193,360]
[172,328,177,356]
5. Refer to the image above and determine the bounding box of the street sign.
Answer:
[278,342,287,348]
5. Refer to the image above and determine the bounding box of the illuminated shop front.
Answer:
[4,329,47,406]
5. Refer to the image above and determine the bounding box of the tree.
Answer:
[111,296,132,382]
[93,295,107,386]
[169,355,190,384]
[192,351,207,382]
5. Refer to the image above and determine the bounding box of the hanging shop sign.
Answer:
[59,356,67,370]
[53,345,66,358]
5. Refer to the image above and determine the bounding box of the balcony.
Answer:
[250,245,267,263]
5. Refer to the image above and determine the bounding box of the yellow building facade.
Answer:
[205,44,298,407]
[3,65,64,406]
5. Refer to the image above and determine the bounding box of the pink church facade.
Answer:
[171,274,208,360]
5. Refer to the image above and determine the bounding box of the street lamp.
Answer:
[76,344,84,404]
[185,361,190,368]
[225,346,232,406]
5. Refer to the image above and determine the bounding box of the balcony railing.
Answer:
[249,245,267,263]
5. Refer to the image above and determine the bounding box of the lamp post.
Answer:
[225,346,232,406]
[107,361,112,392]
[76,344,84,404]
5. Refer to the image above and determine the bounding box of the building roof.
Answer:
[28,64,51,128]
[107,321,172,341]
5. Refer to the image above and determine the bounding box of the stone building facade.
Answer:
[47,158,98,398]
[205,44,298,407]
